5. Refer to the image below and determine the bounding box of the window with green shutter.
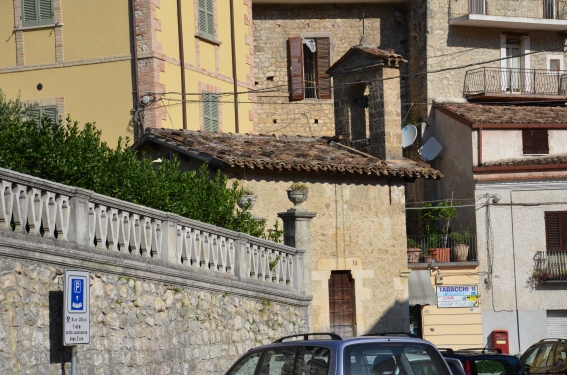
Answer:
[198,0,215,40]
[202,92,219,132]
[28,105,58,125]
[22,0,54,27]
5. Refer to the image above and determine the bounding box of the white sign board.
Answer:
[436,285,479,308]
[63,269,90,345]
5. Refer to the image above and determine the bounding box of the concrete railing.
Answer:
[0,167,304,292]
[450,0,567,20]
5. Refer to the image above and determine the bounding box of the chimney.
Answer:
[326,44,407,160]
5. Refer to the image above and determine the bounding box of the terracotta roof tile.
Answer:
[141,129,442,180]
[438,103,567,125]
[483,154,567,168]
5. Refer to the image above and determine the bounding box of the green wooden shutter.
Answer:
[198,0,215,39]
[42,105,58,123]
[203,92,218,132]
[22,0,38,27]
[27,107,41,124]
[38,0,54,26]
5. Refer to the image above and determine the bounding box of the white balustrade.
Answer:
[0,167,303,292]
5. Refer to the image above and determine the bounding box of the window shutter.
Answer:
[202,92,219,132]
[288,37,304,101]
[535,129,549,154]
[22,0,38,27]
[522,129,536,154]
[38,0,53,26]
[42,105,58,123]
[546,211,562,250]
[27,107,41,124]
[316,37,332,99]
[198,0,215,39]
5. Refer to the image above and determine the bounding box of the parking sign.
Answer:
[63,270,90,345]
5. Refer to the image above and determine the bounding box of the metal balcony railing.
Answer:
[407,234,478,264]
[533,251,567,283]
[450,0,567,20]
[464,67,567,97]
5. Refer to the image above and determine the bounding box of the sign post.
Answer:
[63,270,90,375]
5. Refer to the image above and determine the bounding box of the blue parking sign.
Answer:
[71,278,85,311]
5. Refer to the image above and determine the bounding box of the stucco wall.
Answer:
[475,181,567,353]
[481,129,567,163]
[252,3,409,136]
[228,170,411,335]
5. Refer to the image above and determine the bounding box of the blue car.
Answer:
[224,333,452,375]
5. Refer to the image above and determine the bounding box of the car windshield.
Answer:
[344,342,451,375]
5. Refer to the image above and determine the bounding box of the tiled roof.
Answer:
[482,154,567,168]
[139,129,442,180]
[437,103,567,126]
[327,45,407,74]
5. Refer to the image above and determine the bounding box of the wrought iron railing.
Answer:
[450,0,567,20]
[407,234,477,263]
[464,67,567,97]
[533,251,567,283]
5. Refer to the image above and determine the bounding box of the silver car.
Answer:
[224,333,453,375]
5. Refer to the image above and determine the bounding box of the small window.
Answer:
[202,91,219,132]
[288,37,332,101]
[27,105,58,125]
[22,0,54,27]
[226,351,262,375]
[198,0,215,40]
[545,211,567,250]
[550,59,561,72]
[522,129,549,155]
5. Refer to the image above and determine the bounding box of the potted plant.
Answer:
[407,238,421,263]
[421,200,457,263]
[237,186,257,210]
[287,182,309,206]
[450,228,471,262]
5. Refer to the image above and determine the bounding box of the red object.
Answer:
[492,330,509,354]
[430,248,450,263]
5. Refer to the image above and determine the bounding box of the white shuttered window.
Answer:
[547,310,567,338]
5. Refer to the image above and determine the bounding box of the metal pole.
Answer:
[71,346,77,375]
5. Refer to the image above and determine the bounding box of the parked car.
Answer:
[520,338,567,375]
[444,357,466,375]
[224,332,452,375]
[438,348,525,375]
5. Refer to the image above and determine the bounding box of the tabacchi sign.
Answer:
[436,285,479,308]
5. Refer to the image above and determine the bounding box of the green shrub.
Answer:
[0,91,279,240]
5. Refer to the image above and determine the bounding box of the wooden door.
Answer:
[329,271,356,338]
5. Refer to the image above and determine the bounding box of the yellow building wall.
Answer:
[421,267,483,349]
[24,30,56,65]
[0,2,17,68]
[0,62,133,146]
[64,0,130,60]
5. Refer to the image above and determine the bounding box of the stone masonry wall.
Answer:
[253,3,409,137]
[0,233,308,374]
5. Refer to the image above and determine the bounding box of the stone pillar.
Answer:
[278,202,316,330]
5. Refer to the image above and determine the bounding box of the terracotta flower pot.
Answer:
[451,244,469,262]
[407,248,421,263]
[429,248,450,263]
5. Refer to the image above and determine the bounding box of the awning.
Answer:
[408,270,437,306]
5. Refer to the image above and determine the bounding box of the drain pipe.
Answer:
[177,0,187,130]
[229,0,240,133]
[129,0,140,140]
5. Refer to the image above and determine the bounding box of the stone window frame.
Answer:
[13,0,64,65]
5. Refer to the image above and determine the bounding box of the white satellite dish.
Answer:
[418,136,443,161]
[401,125,418,148]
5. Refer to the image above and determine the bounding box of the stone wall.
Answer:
[252,3,409,136]
[0,238,308,374]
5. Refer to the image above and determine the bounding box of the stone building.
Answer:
[251,1,409,136]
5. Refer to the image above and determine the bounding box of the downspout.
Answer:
[510,191,521,353]
[478,128,483,166]
[129,0,140,140]
[177,0,187,130]
[229,0,240,133]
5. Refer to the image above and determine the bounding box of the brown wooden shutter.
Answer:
[316,37,332,99]
[288,37,304,101]
[546,211,562,250]
[535,129,549,154]
[523,129,535,154]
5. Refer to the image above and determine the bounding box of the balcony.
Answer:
[407,234,478,265]
[464,67,567,101]
[533,251,567,283]
[450,0,567,30]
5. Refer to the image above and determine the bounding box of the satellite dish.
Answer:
[418,137,443,161]
[401,125,418,148]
